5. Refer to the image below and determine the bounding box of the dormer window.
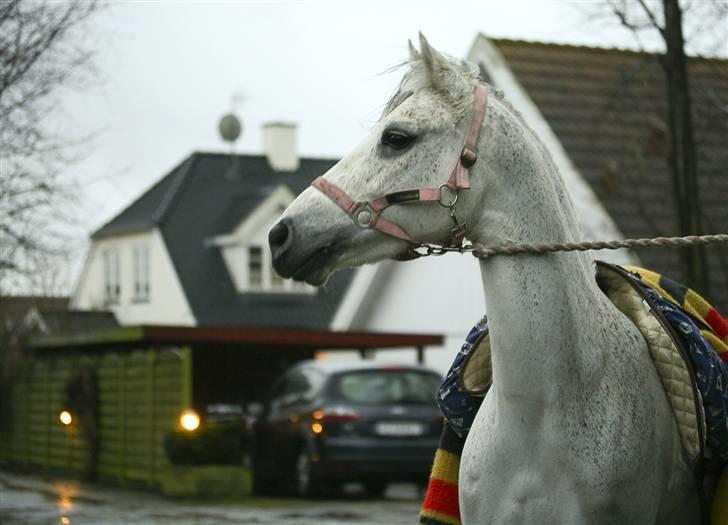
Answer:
[103,248,120,304]
[248,246,263,288]
[133,245,150,302]
[212,185,314,295]
[243,243,309,293]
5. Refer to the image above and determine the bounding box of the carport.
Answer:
[1,325,443,493]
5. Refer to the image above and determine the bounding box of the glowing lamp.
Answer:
[179,409,200,431]
[59,410,72,426]
[311,422,323,434]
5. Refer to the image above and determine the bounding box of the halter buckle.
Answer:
[460,145,478,168]
[353,203,377,228]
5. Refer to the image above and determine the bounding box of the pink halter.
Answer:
[312,83,488,249]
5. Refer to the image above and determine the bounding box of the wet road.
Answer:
[0,472,423,525]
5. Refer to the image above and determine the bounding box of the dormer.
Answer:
[211,185,312,294]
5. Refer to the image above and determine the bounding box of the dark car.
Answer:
[252,360,443,497]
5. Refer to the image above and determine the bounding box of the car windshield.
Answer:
[330,369,441,405]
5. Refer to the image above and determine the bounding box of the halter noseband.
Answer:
[311,83,488,254]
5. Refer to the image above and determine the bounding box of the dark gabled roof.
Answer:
[215,189,275,234]
[94,152,351,329]
[93,156,197,238]
[488,38,728,310]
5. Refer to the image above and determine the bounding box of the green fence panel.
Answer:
[10,381,30,466]
[152,348,188,481]
[98,352,122,482]
[27,362,50,468]
[48,358,74,471]
[123,350,151,484]
[2,345,191,491]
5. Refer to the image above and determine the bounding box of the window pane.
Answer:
[143,246,150,298]
[103,251,111,300]
[133,245,150,301]
[113,250,120,299]
[331,370,441,405]
[133,247,140,297]
[103,249,120,303]
[249,246,262,287]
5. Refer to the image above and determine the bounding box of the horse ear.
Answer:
[418,32,452,92]
[408,39,420,62]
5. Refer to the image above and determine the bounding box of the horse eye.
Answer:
[381,129,415,150]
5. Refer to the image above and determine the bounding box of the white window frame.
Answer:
[248,245,264,290]
[103,248,120,304]
[132,244,150,302]
[244,242,312,294]
[210,185,315,295]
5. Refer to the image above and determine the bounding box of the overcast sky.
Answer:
[56,0,725,278]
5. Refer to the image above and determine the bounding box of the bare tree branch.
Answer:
[0,0,102,295]
[579,0,727,299]
[636,0,666,37]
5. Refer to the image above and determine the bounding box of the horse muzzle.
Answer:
[268,217,338,285]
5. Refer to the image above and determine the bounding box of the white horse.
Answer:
[268,35,700,524]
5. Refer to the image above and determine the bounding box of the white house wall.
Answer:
[331,257,485,376]
[71,229,196,326]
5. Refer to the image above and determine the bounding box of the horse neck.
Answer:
[470,98,611,406]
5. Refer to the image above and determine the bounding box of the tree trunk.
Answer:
[661,0,708,294]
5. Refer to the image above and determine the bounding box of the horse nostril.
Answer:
[268,220,291,257]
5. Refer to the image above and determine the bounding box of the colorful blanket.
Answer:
[420,320,488,525]
[419,265,728,525]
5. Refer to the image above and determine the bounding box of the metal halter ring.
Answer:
[438,184,458,208]
[354,203,376,228]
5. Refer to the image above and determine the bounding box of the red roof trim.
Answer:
[32,324,443,350]
[141,325,443,349]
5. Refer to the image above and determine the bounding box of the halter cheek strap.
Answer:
[312,83,488,249]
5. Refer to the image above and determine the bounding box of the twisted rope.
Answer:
[471,234,728,259]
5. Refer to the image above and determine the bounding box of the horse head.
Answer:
[269,34,488,285]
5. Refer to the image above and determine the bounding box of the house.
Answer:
[72,38,728,375]
[72,124,353,329]
[467,35,728,311]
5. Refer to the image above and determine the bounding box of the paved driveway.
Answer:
[0,472,423,525]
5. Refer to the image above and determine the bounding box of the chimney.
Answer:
[263,122,299,172]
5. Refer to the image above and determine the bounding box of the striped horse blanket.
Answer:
[419,264,728,525]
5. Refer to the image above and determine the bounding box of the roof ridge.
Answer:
[151,154,198,225]
[483,33,728,62]
[91,155,194,237]
[191,150,341,163]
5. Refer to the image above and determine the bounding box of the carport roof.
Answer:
[31,325,444,350]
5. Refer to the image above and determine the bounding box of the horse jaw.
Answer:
[272,185,408,286]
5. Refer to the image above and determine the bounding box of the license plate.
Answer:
[374,422,424,436]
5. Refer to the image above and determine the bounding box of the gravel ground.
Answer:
[0,471,423,525]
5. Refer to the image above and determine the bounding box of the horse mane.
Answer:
[381,52,480,119]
